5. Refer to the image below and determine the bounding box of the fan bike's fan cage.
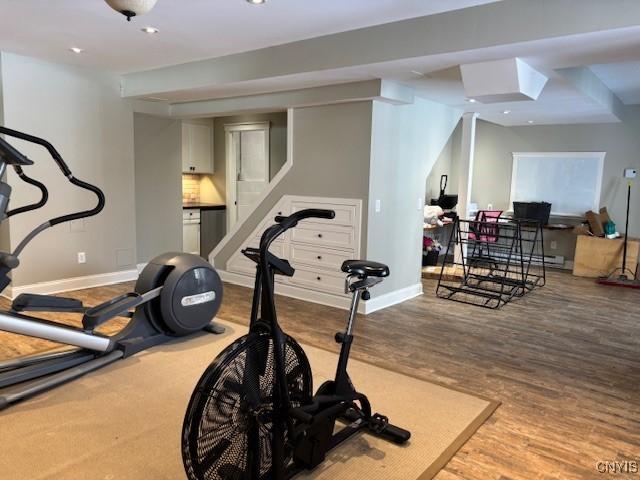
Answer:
[182,331,312,480]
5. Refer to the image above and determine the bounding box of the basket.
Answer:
[513,202,551,225]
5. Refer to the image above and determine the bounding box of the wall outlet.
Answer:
[77,252,86,264]
[624,168,637,179]
[550,240,557,250]
[375,199,381,213]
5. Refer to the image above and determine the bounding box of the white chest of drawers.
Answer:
[226,196,362,301]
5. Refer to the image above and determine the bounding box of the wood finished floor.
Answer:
[1,271,638,479]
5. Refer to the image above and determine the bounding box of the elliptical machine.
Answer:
[182,209,410,480]
[0,126,224,410]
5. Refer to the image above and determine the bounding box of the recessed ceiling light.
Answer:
[410,70,425,76]
[69,47,84,54]
[466,98,477,103]
[502,110,511,114]
[141,26,159,34]
[527,120,534,124]
[246,0,267,4]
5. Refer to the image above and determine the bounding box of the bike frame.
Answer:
[244,210,334,479]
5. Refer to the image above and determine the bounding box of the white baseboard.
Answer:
[363,282,423,314]
[4,268,139,300]
[218,270,422,315]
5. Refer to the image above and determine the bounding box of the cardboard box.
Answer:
[573,235,640,278]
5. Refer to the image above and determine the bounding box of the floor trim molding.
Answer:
[362,282,423,314]
[218,270,422,314]
[3,268,139,300]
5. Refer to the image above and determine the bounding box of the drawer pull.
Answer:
[316,276,321,281]
[278,211,282,215]
[317,255,322,260]
[317,233,323,238]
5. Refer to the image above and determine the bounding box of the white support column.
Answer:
[455,112,478,264]
[457,112,478,220]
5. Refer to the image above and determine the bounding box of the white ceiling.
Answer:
[0,0,499,74]
[145,26,640,126]
[0,0,638,126]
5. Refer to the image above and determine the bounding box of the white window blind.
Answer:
[509,152,605,216]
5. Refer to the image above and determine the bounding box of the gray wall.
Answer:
[212,111,288,200]
[0,53,137,287]
[368,98,462,295]
[214,102,373,268]
[427,113,640,260]
[472,117,640,230]
[134,113,183,263]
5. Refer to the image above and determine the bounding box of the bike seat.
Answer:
[341,260,389,278]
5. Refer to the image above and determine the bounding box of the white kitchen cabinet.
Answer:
[182,121,214,174]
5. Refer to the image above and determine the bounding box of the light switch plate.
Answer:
[375,199,381,213]
[624,168,637,179]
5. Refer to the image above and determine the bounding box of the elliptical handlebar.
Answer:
[50,176,105,226]
[0,126,72,176]
[5,167,49,218]
[0,126,106,225]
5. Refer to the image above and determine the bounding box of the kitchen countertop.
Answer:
[182,203,226,211]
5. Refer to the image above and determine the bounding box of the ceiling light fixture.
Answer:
[466,98,477,103]
[141,26,159,34]
[527,120,534,124]
[105,0,159,21]
[410,70,424,76]
[502,110,511,114]
[246,0,267,4]
[69,47,84,54]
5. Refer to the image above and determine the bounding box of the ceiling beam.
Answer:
[557,67,626,121]
[133,80,413,119]
[121,0,640,99]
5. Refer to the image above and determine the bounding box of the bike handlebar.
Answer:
[274,209,335,229]
[260,209,336,253]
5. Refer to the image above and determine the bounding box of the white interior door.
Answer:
[226,123,270,229]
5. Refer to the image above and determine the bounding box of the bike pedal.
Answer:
[370,413,389,434]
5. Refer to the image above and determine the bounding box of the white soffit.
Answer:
[460,58,548,103]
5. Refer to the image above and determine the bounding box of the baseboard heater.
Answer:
[475,250,564,268]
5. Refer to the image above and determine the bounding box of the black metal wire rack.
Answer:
[436,216,546,309]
